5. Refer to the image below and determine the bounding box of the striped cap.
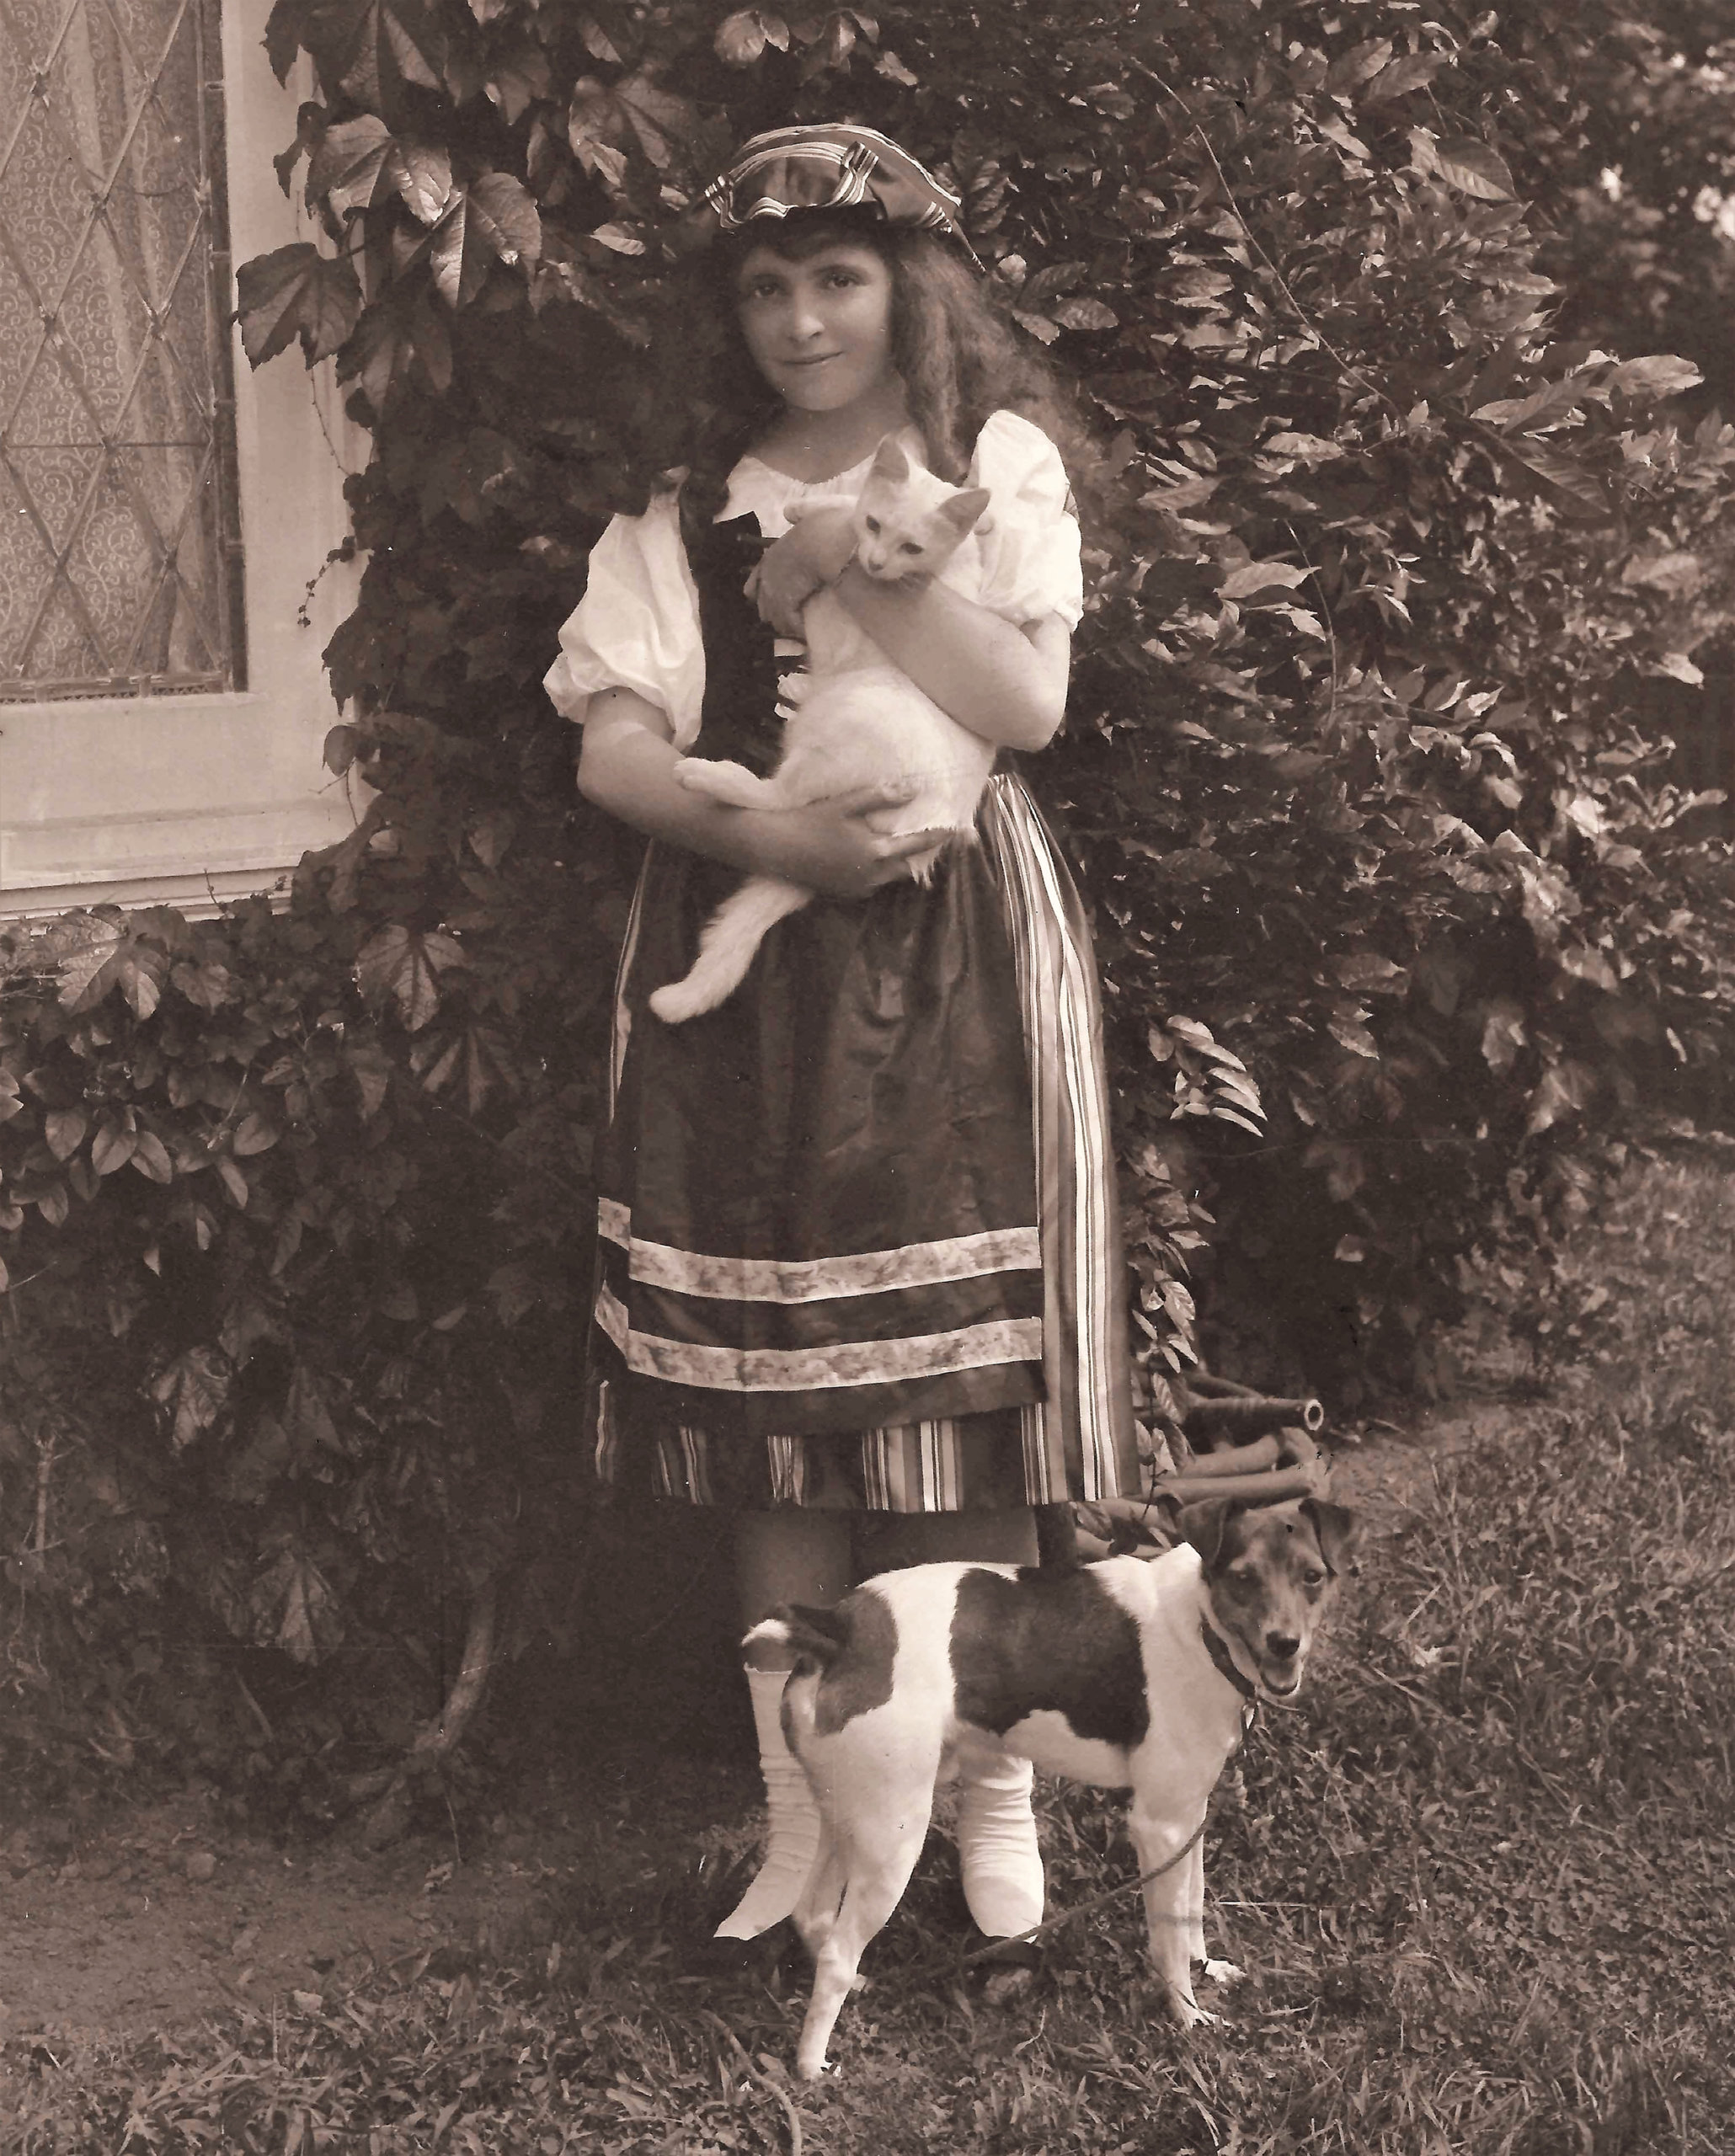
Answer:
[700,125,984,269]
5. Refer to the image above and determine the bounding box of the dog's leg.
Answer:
[1128,1802,1218,2030]
[1181,1832,1245,1989]
[790,1825,847,1959]
[794,1803,931,2080]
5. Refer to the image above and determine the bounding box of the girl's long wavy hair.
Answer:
[646,208,1087,547]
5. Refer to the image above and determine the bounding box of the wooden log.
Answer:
[1167,1433,1282,1479]
[1183,1396,1326,1441]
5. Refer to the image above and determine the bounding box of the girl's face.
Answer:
[734,241,900,414]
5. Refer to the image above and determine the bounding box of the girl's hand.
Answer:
[748,783,944,899]
[746,507,859,635]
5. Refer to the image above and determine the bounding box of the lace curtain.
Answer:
[0,0,238,698]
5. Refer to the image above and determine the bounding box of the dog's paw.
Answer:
[1161,1985,1220,2031]
[1203,1959,1247,1989]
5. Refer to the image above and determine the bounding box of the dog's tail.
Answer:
[742,1602,848,1676]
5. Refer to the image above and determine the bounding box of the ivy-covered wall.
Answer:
[4,0,1735,1806]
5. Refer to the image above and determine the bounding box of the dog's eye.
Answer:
[1303,1567,1327,1588]
[864,517,881,535]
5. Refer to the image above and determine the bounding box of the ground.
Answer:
[0,1402,1497,2048]
[4,1159,1730,2150]
[0,1796,558,2043]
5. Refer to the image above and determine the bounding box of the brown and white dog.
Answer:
[748,1496,1359,2079]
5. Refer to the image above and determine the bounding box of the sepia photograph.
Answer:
[1,1,1731,2147]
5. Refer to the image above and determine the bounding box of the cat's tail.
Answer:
[649,876,813,1024]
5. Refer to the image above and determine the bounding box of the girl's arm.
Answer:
[833,570,1070,752]
[750,510,1069,751]
[575,688,943,898]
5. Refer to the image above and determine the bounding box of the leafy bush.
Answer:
[7,0,1735,1790]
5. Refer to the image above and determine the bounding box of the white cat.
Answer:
[649,436,996,1024]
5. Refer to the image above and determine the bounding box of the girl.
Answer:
[544,125,1139,1960]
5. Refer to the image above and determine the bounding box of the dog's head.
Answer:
[1176,1496,1359,1702]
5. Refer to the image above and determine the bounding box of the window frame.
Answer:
[0,0,362,921]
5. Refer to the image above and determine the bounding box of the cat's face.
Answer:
[853,438,992,582]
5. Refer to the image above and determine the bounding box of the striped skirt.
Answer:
[585,771,1138,1512]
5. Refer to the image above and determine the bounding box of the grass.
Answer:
[4,1155,1734,2153]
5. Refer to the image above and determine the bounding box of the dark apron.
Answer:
[589,515,1047,1445]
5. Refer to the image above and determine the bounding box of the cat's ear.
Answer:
[871,435,911,480]
[942,487,993,534]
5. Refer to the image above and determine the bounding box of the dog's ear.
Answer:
[1174,1498,1244,1571]
[1300,1498,1361,1577]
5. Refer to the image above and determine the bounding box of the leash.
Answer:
[885,1692,1259,1997]
[951,1810,1211,1972]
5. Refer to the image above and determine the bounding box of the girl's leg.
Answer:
[713,1508,852,1943]
[854,1508,1044,1944]
[853,1507,1038,1573]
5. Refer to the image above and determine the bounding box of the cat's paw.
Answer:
[673,760,767,809]
[649,979,711,1025]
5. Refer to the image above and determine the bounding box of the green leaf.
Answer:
[1362,51,1446,103]
[285,1364,343,1454]
[150,1346,230,1453]
[236,243,363,366]
[1326,36,1392,93]
[567,69,701,176]
[1417,132,1516,202]
[1497,437,1609,522]
[430,178,542,307]
[92,1121,139,1175]
[467,172,542,270]
[232,1113,281,1157]
[56,915,126,1011]
[715,9,789,64]
[1604,356,1703,403]
[306,0,444,109]
[129,1131,175,1183]
[118,943,167,1020]
[246,1549,344,1663]
[171,958,238,1011]
[307,113,393,221]
[45,1107,88,1162]
[1052,296,1118,333]
[387,140,454,225]
[1221,560,1313,600]
[355,924,467,1031]
[345,1038,394,1119]
[486,40,553,125]
[264,0,308,84]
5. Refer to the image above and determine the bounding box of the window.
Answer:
[0,0,360,919]
[0,0,243,700]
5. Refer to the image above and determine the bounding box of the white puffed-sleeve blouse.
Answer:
[542,408,1082,754]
